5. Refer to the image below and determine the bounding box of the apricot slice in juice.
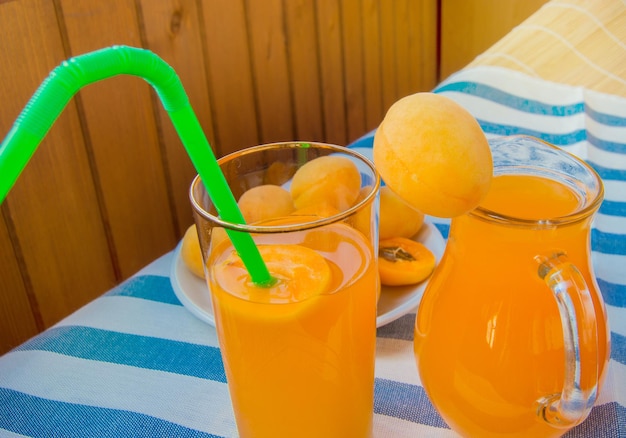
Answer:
[373,92,492,218]
[290,155,361,211]
[181,224,205,278]
[379,186,424,240]
[238,184,295,224]
[215,244,332,303]
[378,237,435,286]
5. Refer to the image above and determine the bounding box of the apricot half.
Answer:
[379,186,424,240]
[290,155,361,212]
[181,224,205,278]
[378,237,435,286]
[214,244,331,303]
[373,92,492,218]
[238,184,295,224]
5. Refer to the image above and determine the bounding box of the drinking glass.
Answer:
[190,141,380,438]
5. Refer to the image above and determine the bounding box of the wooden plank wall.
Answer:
[0,0,438,354]
[439,0,549,80]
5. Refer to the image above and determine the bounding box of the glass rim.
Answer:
[189,141,381,233]
[469,135,605,227]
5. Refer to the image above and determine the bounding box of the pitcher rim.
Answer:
[468,135,605,227]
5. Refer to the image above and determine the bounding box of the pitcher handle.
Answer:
[535,252,598,428]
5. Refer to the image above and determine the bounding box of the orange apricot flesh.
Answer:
[214,244,331,303]
[181,224,205,278]
[378,237,435,286]
[373,92,492,218]
[238,184,295,224]
[290,155,361,212]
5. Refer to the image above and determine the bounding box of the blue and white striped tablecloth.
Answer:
[0,66,624,437]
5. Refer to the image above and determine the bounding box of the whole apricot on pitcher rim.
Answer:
[373,92,492,218]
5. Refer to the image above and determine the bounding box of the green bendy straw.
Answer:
[0,45,274,286]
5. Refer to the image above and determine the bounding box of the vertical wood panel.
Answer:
[282,0,324,142]
[440,0,548,80]
[0,212,39,352]
[393,0,438,100]
[0,0,116,330]
[316,0,347,145]
[246,0,295,144]
[138,0,214,237]
[200,0,259,156]
[341,0,367,143]
[379,0,438,112]
[394,0,413,98]
[361,0,384,132]
[59,0,177,278]
[379,0,399,112]
[415,0,438,91]
[0,0,441,355]
[404,0,438,96]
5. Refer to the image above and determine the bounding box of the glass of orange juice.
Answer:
[190,142,380,438]
[414,135,610,437]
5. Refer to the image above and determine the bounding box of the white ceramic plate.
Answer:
[170,220,445,328]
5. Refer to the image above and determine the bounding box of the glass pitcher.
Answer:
[414,135,610,437]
